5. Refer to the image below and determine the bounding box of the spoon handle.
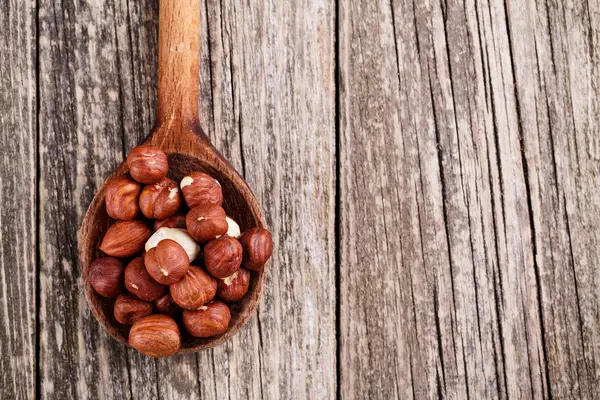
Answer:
[156,0,201,132]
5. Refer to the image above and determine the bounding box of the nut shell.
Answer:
[182,301,231,338]
[144,239,190,285]
[100,220,152,258]
[217,268,250,302]
[170,266,217,310]
[89,257,125,298]
[154,213,187,231]
[114,294,153,324]
[185,204,228,242]
[154,293,181,316]
[239,228,273,271]
[105,176,141,220]
[204,236,243,278]
[126,145,169,184]
[180,172,223,208]
[145,227,201,262]
[139,178,181,219]
[125,257,167,301]
[128,314,181,357]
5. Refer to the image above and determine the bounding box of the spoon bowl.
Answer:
[79,0,267,353]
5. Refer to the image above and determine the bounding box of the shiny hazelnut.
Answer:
[154,293,181,316]
[239,228,273,271]
[128,314,181,357]
[125,257,167,301]
[145,227,201,262]
[154,212,186,231]
[185,204,228,242]
[144,239,190,285]
[180,172,223,208]
[217,268,250,302]
[182,301,231,338]
[105,176,142,220]
[204,236,242,278]
[126,145,169,184]
[114,294,153,324]
[89,257,125,298]
[139,178,181,219]
[170,266,217,310]
[100,220,152,258]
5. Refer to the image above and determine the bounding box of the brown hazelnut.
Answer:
[128,314,181,357]
[185,204,228,242]
[204,236,242,278]
[139,178,181,219]
[126,145,169,184]
[125,257,167,301]
[170,266,217,310]
[99,220,152,258]
[154,293,181,316]
[154,212,187,231]
[182,301,231,338]
[105,176,141,220]
[180,172,223,208]
[239,228,273,271]
[144,239,190,285]
[89,257,125,298]
[217,268,250,302]
[114,294,153,324]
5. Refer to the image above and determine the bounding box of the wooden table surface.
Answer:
[2,0,600,398]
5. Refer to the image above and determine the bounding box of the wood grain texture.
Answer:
[3,0,600,398]
[196,0,337,399]
[338,0,600,398]
[0,1,37,399]
[38,0,335,399]
[38,0,130,397]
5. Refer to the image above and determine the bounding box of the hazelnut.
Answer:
[185,204,228,242]
[114,294,153,324]
[154,212,186,231]
[239,228,273,271]
[105,176,141,220]
[180,172,223,208]
[100,220,152,258]
[144,239,190,285]
[170,266,217,310]
[221,216,241,238]
[125,257,167,301]
[89,257,125,298]
[139,178,181,219]
[126,145,169,184]
[204,236,242,278]
[217,268,250,302]
[128,314,181,357]
[182,301,231,338]
[154,293,181,316]
[145,227,201,262]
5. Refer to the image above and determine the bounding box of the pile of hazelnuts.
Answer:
[88,145,273,357]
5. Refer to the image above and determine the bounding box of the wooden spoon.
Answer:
[79,0,266,353]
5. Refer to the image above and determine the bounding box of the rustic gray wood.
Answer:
[339,0,600,399]
[35,0,336,399]
[0,1,37,399]
[2,0,600,398]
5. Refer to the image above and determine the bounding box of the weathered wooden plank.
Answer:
[197,0,338,398]
[38,0,133,398]
[39,0,336,399]
[505,0,600,397]
[0,1,37,399]
[338,0,577,397]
